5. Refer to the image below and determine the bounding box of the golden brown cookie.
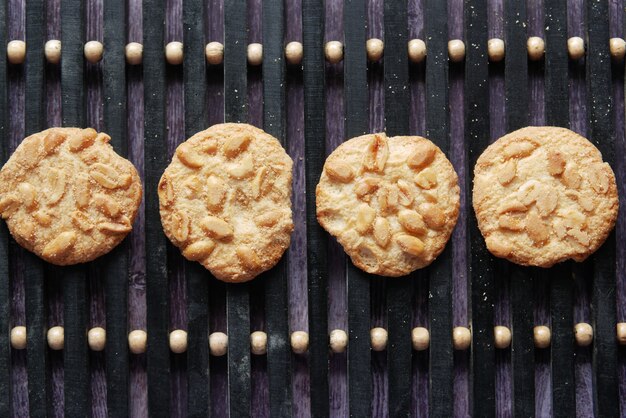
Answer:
[316,133,460,277]
[159,123,293,282]
[473,126,619,267]
[0,127,142,265]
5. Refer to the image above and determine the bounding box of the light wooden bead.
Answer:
[567,36,585,60]
[205,41,224,65]
[10,326,27,350]
[7,40,26,65]
[408,39,426,63]
[448,39,465,63]
[370,327,388,352]
[534,325,551,349]
[574,322,593,347]
[84,40,103,63]
[366,38,384,62]
[209,332,228,356]
[125,42,143,65]
[88,327,106,351]
[325,41,343,64]
[250,331,267,355]
[329,329,348,353]
[247,43,263,66]
[47,326,64,351]
[291,331,309,354]
[45,40,61,64]
[411,327,429,351]
[165,41,184,65]
[169,329,188,354]
[616,323,626,345]
[453,326,471,350]
[494,325,511,349]
[527,36,545,61]
[610,38,626,60]
[128,330,147,354]
[488,38,505,62]
[285,41,303,65]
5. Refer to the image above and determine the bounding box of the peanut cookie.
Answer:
[159,123,293,282]
[0,127,142,265]
[473,126,619,267]
[316,133,460,277]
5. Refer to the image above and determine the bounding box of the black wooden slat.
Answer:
[144,0,170,414]
[344,0,371,416]
[587,1,619,415]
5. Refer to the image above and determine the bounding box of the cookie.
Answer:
[0,127,142,265]
[316,133,460,277]
[473,126,619,267]
[159,123,293,282]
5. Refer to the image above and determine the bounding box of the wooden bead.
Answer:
[209,332,228,356]
[411,327,429,351]
[527,36,545,61]
[84,40,103,63]
[610,38,626,60]
[329,329,348,353]
[47,326,64,351]
[205,41,224,65]
[169,329,188,354]
[616,322,626,345]
[128,329,147,354]
[533,325,551,349]
[7,40,26,65]
[291,331,309,354]
[370,327,387,352]
[488,38,505,62]
[250,331,267,355]
[285,41,303,65]
[366,38,384,62]
[10,326,27,350]
[88,327,106,351]
[408,38,426,63]
[567,36,585,60]
[325,41,343,64]
[165,41,184,65]
[44,40,61,64]
[448,39,465,63]
[494,325,511,349]
[574,322,593,347]
[453,326,471,350]
[247,43,263,66]
[125,42,143,65]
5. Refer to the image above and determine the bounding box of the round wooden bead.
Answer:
[366,38,384,62]
[169,329,188,354]
[325,41,343,64]
[165,41,184,65]
[47,326,64,351]
[209,332,228,356]
[494,325,511,349]
[84,40,103,63]
[285,41,303,65]
[10,326,27,350]
[453,326,471,350]
[370,327,388,352]
[533,325,551,349]
[88,327,106,351]
[567,36,585,60]
[44,40,61,64]
[205,41,224,65]
[250,331,267,355]
[329,329,348,353]
[448,39,465,63]
[128,329,147,354]
[7,40,26,65]
[247,43,263,66]
[574,322,593,347]
[488,38,505,62]
[411,327,429,351]
[527,36,545,61]
[616,322,626,345]
[610,38,626,60]
[125,42,143,65]
[408,38,426,63]
[291,331,309,354]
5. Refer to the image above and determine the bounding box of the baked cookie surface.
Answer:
[0,127,142,265]
[159,123,293,282]
[316,133,460,277]
[473,126,618,267]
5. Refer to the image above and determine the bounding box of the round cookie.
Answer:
[316,133,460,277]
[0,127,142,265]
[159,123,293,282]
[473,126,619,267]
